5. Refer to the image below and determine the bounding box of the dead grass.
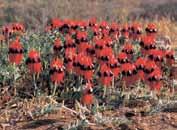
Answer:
[156,18,177,49]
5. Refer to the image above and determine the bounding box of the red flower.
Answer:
[64,35,76,52]
[77,43,95,58]
[98,63,113,87]
[77,31,88,40]
[147,68,162,90]
[148,49,164,66]
[69,29,77,36]
[67,20,78,35]
[91,26,101,36]
[73,53,84,75]
[121,24,130,39]
[89,17,97,27]
[145,23,157,38]
[107,55,120,77]
[77,20,88,29]
[68,20,77,28]
[135,57,146,68]
[53,38,63,53]
[102,29,109,37]
[140,35,156,56]
[99,21,109,30]
[135,57,146,81]
[144,60,157,73]
[165,50,175,66]
[130,22,142,41]
[85,44,95,58]
[81,82,94,105]
[110,22,119,32]
[145,23,157,33]
[110,22,120,41]
[65,34,74,44]
[117,52,129,64]
[79,54,94,81]
[103,36,113,48]
[97,47,113,65]
[50,58,65,84]
[122,43,134,60]
[8,37,23,65]
[64,48,76,73]
[2,24,13,39]
[12,23,25,34]
[77,42,90,53]
[50,18,63,29]
[121,63,137,86]
[26,49,42,74]
[76,31,88,44]
[94,39,107,57]
[143,60,157,82]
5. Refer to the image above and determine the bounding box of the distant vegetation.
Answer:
[0,0,177,30]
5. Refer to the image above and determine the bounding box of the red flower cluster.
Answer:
[140,35,156,56]
[2,23,25,39]
[165,50,175,66]
[53,38,63,54]
[135,57,146,81]
[107,55,120,77]
[50,58,65,84]
[121,24,130,39]
[26,49,42,74]
[2,18,175,99]
[73,53,94,81]
[122,43,134,60]
[8,37,24,65]
[98,63,113,86]
[129,22,142,41]
[121,63,137,86]
[81,82,94,105]
[145,23,157,38]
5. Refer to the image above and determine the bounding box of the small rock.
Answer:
[119,123,131,130]
[125,111,136,118]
